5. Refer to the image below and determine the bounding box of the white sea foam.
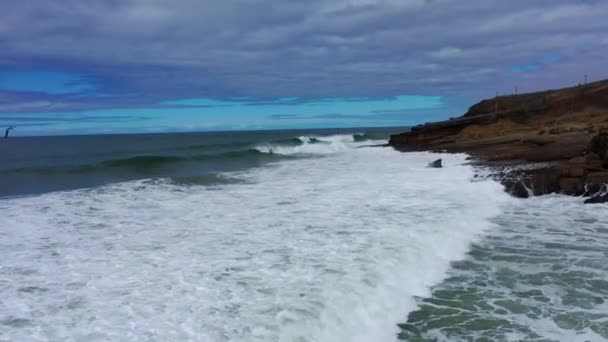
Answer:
[0,144,510,341]
[254,133,370,155]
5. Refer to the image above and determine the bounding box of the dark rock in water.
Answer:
[584,183,607,197]
[504,167,561,197]
[509,182,531,198]
[584,181,608,203]
[428,159,442,168]
[585,193,608,204]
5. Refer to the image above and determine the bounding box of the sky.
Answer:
[0,0,607,136]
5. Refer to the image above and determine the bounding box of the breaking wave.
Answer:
[0,147,510,342]
[3,133,375,177]
[254,133,378,155]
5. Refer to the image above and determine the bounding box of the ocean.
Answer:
[0,128,607,341]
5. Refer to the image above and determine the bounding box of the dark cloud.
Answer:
[1,0,607,113]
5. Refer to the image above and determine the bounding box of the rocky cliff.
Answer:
[389,79,608,201]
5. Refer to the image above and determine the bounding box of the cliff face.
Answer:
[389,80,608,199]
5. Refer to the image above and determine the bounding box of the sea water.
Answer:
[0,129,606,341]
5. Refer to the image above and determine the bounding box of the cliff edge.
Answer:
[389,79,608,200]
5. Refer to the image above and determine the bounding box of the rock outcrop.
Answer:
[390,80,608,201]
[427,159,442,168]
[585,191,608,204]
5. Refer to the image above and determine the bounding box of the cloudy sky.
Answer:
[1,0,607,135]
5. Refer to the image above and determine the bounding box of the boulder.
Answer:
[510,182,531,198]
[584,183,607,197]
[559,177,584,195]
[584,194,608,204]
[427,159,442,168]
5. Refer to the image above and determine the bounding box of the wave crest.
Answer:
[255,133,375,155]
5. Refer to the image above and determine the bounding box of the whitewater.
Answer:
[0,134,508,341]
[3,133,606,341]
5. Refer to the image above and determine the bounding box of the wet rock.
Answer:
[528,168,561,195]
[584,194,608,204]
[428,159,442,168]
[509,182,531,198]
[559,177,585,195]
[584,183,607,197]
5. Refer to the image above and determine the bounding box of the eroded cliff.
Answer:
[389,80,608,200]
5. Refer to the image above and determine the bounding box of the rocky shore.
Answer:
[389,79,608,203]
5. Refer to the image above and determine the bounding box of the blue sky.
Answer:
[1,0,607,136]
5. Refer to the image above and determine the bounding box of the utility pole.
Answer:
[515,86,518,95]
[584,74,588,85]
[495,91,498,113]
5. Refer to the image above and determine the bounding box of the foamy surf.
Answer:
[0,144,510,341]
[398,194,608,341]
[254,133,376,155]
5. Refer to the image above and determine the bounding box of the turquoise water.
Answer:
[399,195,608,341]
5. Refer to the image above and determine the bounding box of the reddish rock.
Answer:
[390,79,608,200]
[390,80,608,163]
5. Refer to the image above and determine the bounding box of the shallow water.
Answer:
[399,195,608,342]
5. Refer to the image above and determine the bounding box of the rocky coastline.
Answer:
[389,79,608,203]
